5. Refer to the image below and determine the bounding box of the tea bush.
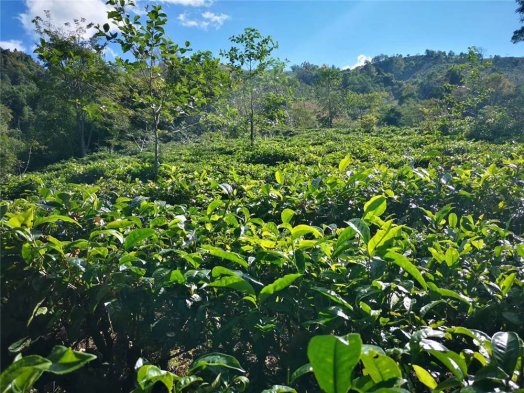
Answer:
[1,127,523,392]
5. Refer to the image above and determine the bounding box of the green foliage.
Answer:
[33,12,112,157]
[307,334,361,393]
[467,105,517,140]
[314,66,343,128]
[1,127,523,391]
[221,27,279,75]
[221,27,279,145]
[1,44,522,177]
[512,0,524,43]
[133,353,249,392]
[346,91,390,124]
[289,100,319,129]
[0,105,27,178]
[1,4,523,391]
[302,329,524,392]
[100,0,225,176]
[0,346,96,393]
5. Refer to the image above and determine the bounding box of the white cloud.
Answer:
[159,0,213,6]
[342,54,372,70]
[177,11,229,30]
[177,13,202,28]
[18,0,111,38]
[0,40,26,52]
[202,11,229,27]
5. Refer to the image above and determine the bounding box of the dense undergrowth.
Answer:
[1,127,523,392]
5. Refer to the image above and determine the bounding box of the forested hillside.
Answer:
[2,44,523,177]
[1,1,523,392]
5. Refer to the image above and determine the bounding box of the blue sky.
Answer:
[1,0,522,68]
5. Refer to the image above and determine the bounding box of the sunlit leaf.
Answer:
[259,274,301,303]
[307,334,362,393]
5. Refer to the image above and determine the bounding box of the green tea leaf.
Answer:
[368,221,402,256]
[281,208,295,225]
[46,346,97,375]
[259,274,302,303]
[34,214,80,227]
[290,363,313,384]
[363,195,387,219]
[448,213,458,228]
[176,375,203,391]
[90,229,124,244]
[491,331,521,377]
[123,228,156,251]
[6,208,34,229]
[499,273,516,297]
[338,154,352,172]
[313,287,353,311]
[8,337,32,354]
[385,252,428,289]
[262,386,297,393]
[275,170,284,184]
[202,245,248,268]
[0,355,51,393]
[360,348,402,383]
[207,199,222,215]
[346,218,370,244]
[412,365,437,389]
[208,275,255,296]
[136,365,174,392]
[427,349,467,381]
[445,247,459,267]
[291,224,322,239]
[190,353,245,373]
[428,283,472,306]
[307,334,362,393]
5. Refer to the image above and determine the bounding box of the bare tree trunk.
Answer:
[86,125,93,153]
[21,145,32,175]
[77,108,87,157]
[250,85,255,146]
[154,115,160,180]
[328,84,334,128]
[154,128,159,179]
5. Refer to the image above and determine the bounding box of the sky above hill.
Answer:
[1,0,522,68]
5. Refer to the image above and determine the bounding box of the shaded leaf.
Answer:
[491,331,520,377]
[190,353,244,373]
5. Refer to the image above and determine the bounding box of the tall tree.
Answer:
[100,0,223,177]
[100,1,184,177]
[221,28,278,146]
[314,66,343,128]
[33,13,110,157]
[437,48,494,136]
[512,0,524,43]
[0,104,26,178]
[346,91,389,122]
[0,49,43,173]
